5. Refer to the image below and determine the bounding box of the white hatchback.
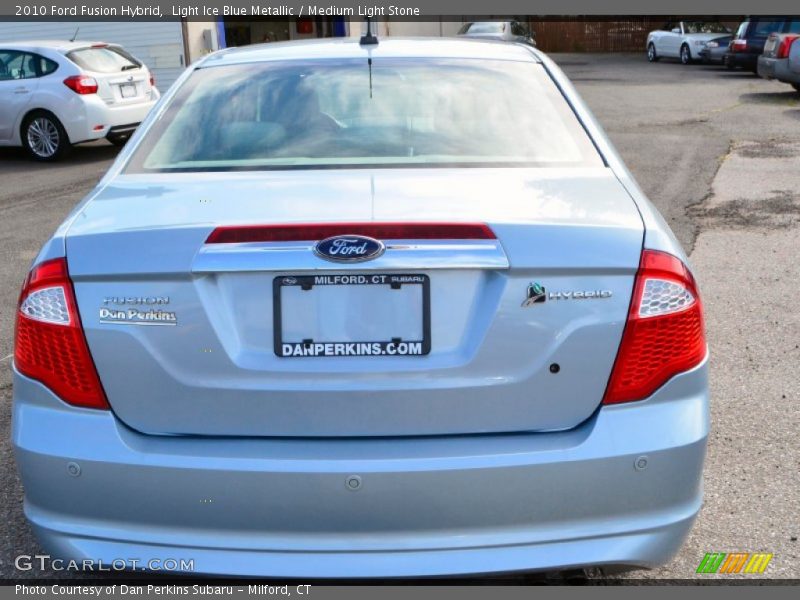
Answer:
[0,40,160,160]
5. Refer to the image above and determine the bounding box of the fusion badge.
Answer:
[99,296,176,326]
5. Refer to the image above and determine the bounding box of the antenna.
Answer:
[360,17,379,45]
[70,27,80,42]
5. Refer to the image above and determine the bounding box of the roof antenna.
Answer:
[70,27,80,42]
[360,17,379,45]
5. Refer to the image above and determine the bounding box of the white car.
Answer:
[646,21,732,65]
[0,40,160,160]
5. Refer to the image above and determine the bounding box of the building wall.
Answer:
[183,21,223,63]
[343,17,745,53]
[0,21,186,89]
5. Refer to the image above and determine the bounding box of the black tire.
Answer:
[21,111,70,161]
[680,44,692,65]
[793,83,800,93]
[647,43,659,62]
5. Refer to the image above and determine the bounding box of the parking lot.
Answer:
[1,53,798,581]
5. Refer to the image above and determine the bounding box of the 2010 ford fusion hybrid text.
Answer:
[12,37,708,578]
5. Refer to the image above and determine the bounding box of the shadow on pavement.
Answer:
[739,91,800,104]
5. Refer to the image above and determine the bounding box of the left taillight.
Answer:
[14,258,108,410]
[603,250,707,405]
[63,74,98,95]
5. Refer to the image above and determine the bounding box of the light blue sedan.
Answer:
[12,37,708,578]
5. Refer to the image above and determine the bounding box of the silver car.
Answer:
[647,21,732,64]
[13,38,708,578]
[758,30,800,92]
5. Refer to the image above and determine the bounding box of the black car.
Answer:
[725,17,798,71]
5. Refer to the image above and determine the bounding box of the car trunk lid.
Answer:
[66,167,644,437]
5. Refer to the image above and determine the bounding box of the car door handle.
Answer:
[13,87,29,94]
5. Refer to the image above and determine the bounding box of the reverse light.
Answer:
[206,222,497,243]
[776,35,800,59]
[63,74,98,95]
[603,250,706,405]
[14,258,108,410]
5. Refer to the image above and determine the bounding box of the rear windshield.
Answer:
[67,46,141,73]
[125,58,603,172]
[750,20,786,37]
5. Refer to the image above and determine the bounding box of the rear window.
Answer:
[125,58,603,173]
[67,46,141,73]
[750,19,786,37]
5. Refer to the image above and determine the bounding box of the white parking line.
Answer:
[0,354,12,363]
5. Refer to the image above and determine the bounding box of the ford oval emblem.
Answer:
[314,235,385,263]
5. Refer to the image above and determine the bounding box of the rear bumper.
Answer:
[61,93,159,144]
[758,56,800,84]
[725,52,758,70]
[12,359,709,578]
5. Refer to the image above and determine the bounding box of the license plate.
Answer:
[119,83,137,98]
[273,274,431,358]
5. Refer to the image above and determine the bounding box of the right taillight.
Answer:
[14,258,108,410]
[63,74,98,95]
[776,35,800,59]
[603,250,706,405]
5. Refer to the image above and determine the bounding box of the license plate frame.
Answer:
[119,83,137,98]
[273,274,431,358]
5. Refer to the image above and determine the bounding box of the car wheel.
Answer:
[680,44,692,65]
[793,83,800,93]
[647,43,659,62]
[22,111,70,161]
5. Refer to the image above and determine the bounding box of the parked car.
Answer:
[13,38,708,577]
[0,40,159,160]
[646,21,732,64]
[758,30,800,92]
[457,20,536,46]
[725,17,798,71]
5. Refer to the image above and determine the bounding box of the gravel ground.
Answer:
[1,52,799,582]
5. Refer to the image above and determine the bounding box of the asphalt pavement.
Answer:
[0,53,798,581]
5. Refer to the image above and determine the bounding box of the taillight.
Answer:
[149,73,155,87]
[205,222,497,243]
[603,250,706,405]
[732,39,747,52]
[14,258,108,410]
[776,35,800,59]
[63,75,98,95]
